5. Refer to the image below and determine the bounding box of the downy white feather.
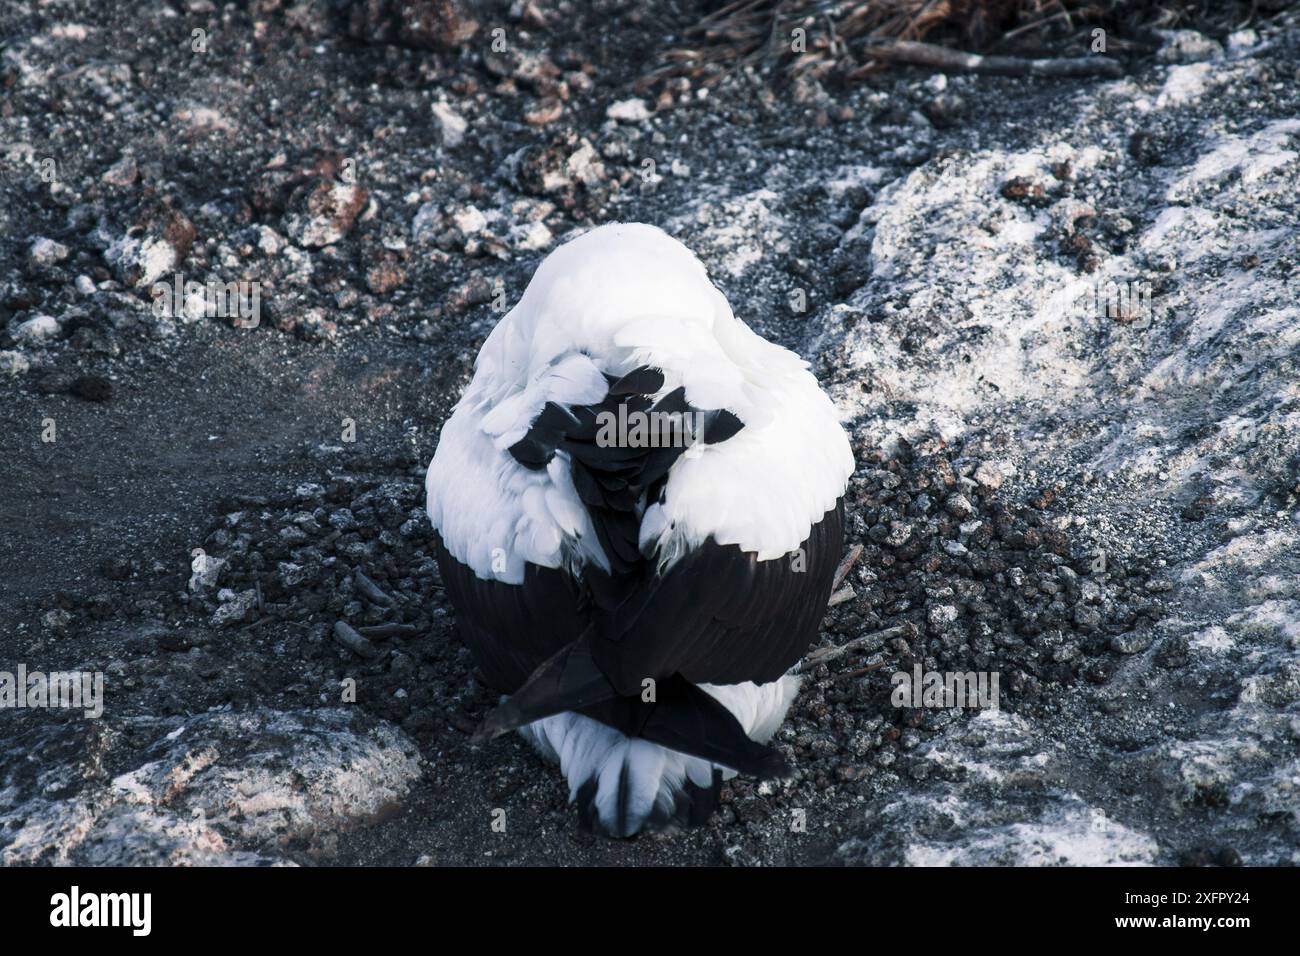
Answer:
[426,222,853,582]
[518,676,801,835]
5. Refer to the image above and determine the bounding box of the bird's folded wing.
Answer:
[585,497,844,694]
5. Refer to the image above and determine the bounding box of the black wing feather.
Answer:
[438,364,845,774]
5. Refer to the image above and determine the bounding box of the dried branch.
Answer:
[863,39,1123,76]
[798,621,918,672]
[642,0,1128,90]
[831,543,864,591]
[828,585,856,607]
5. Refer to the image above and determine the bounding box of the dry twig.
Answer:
[862,39,1123,76]
[831,543,864,591]
[641,0,1129,90]
[798,621,917,672]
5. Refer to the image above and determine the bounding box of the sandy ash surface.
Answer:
[2,1,1299,866]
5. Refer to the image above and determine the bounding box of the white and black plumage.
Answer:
[426,223,853,837]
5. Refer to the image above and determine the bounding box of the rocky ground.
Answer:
[2,1,1298,866]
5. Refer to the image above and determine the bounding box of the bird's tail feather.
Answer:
[473,633,788,779]
[470,628,611,742]
[579,676,788,779]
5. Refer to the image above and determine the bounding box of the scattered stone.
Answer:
[451,205,486,235]
[27,237,69,270]
[333,620,380,659]
[11,315,61,344]
[923,92,965,128]
[101,152,138,187]
[212,589,257,627]
[973,460,1008,492]
[295,482,325,501]
[1073,604,1102,629]
[506,135,606,199]
[1110,631,1153,655]
[927,603,959,630]
[944,493,975,519]
[525,97,564,127]
[0,350,30,375]
[188,553,227,592]
[0,709,422,864]
[283,181,368,248]
[1155,29,1224,64]
[1226,30,1259,57]
[411,202,443,244]
[278,561,315,589]
[365,254,407,295]
[431,100,468,147]
[295,309,338,342]
[447,274,494,312]
[606,98,652,123]
[103,202,196,288]
[41,608,73,631]
[354,571,394,607]
[1000,176,1049,206]
[508,219,553,251]
[256,226,285,256]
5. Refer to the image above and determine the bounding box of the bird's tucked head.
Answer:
[471,223,746,401]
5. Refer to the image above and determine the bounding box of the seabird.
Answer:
[426,223,853,836]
